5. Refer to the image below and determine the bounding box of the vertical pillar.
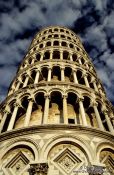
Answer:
[104,110,114,134]
[7,103,19,131]
[78,98,88,126]
[47,68,52,81]
[43,95,50,124]
[93,102,104,130]
[60,50,63,60]
[40,52,44,61]
[78,58,82,65]
[24,98,34,127]
[34,69,40,84]
[70,53,73,61]
[15,81,21,91]
[61,67,65,81]
[83,74,90,87]
[63,95,68,124]
[93,80,98,92]
[50,51,53,60]
[31,59,34,64]
[23,75,29,87]
[73,70,78,84]
[0,109,10,133]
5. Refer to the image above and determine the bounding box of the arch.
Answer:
[1,137,39,162]
[96,142,114,162]
[51,66,61,81]
[41,135,93,163]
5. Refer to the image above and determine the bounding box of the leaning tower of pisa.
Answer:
[0,26,114,175]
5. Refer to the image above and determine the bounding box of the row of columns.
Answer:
[22,51,92,70]
[0,96,114,134]
[11,68,99,93]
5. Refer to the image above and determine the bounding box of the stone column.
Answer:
[73,70,78,84]
[60,50,63,60]
[15,81,21,91]
[47,67,52,81]
[43,95,50,124]
[63,95,68,124]
[78,58,82,65]
[31,59,34,64]
[23,74,29,87]
[34,69,40,84]
[61,67,65,81]
[93,80,98,92]
[70,53,73,61]
[40,52,44,61]
[83,74,90,87]
[24,98,34,127]
[103,110,114,134]
[78,98,88,126]
[7,103,19,131]
[28,163,48,175]
[50,51,53,60]
[93,102,104,130]
[0,108,10,133]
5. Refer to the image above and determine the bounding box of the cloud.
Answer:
[0,0,114,105]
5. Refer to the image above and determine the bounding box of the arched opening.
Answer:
[44,51,50,60]
[61,35,65,38]
[39,43,43,49]
[69,43,74,49]
[36,53,40,61]
[63,51,69,60]
[97,103,109,131]
[64,67,73,82]
[49,91,63,124]
[67,92,79,124]
[54,34,59,38]
[40,67,48,82]
[61,41,67,47]
[46,41,51,47]
[29,92,45,125]
[76,70,85,85]
[53,51,60,59]
[100,148,114,172]
[31,70,36,82]
[51,66,61,81]
[14,96,28,129]
[83,96,98,128]
[53,40,59,46]
[72,53,77,61]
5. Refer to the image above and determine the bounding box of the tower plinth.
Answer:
[0,26,114,175]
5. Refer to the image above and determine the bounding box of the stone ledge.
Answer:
[0,124,114,142]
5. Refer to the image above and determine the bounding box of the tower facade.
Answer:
[0,26,114,175]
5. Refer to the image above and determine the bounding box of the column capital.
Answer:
[90,101,98,107]
[60,66,65,70]
[83,73,88,77]
[62,94,68,99]
[48,66,52,70]
[14,102,20,108]
[29,162,48,174]
[77,97,84,103]
[103,109,108,115]
[28,97,35,102]
[44,94,50,99]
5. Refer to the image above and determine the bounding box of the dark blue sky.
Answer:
[0,0,114,104]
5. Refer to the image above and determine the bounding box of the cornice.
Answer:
[0,125,114,143]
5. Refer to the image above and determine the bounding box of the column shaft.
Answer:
[84,75,90,87]
[48,68,51,81]
[43,96,50,124]
[61,68,65,81]
[23,76,29,87]
[24,100,33,127]
[93,105,104,130]
[79,99,88,126]
[104,111,114,134]
[0,113,7,133]
[15,81,21,90]
[34,71,40,84]
[63,96,68,124]
[93,81,98,92]
[60,51,63,60]
[7,105,18,131]
[73,71,78,84]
